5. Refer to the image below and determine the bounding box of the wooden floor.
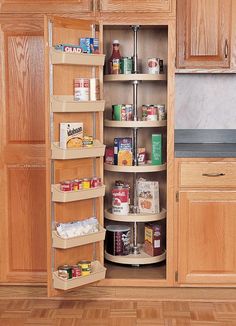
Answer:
[1,298,236,325]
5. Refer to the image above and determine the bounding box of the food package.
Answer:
[137,178,160,214]
[56,217,99,239]
[152,134,162,165]
[60,123,83,149]
[79,38,99,54]
[114,137,133,166]
[105,146,114,165]
[144,223,163,256]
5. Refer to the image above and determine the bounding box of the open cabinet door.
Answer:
[44,16,106,297]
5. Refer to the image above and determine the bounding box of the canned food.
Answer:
[156,104,166,120]
[112,58,120,74]
[83,135,93,147]
[147,105,158,121]
[60,180,73,192]
[77,260,92,276]
[91,177,100,188]
[72,179,82,191]
[82,178,91,189]
[125,104,133,121]
[106,225,131,256]
[74,78,90,101]
[112,104,126,121]
[120,57,133,74]
[142,105,148,121]
[112,186,129,215]
[71,265,82,278]
[148,58,160,74]
[58,265,73,279]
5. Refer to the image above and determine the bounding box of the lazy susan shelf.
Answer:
[105,249,166,265]
[51,141,105,160]
[104,119,167,128]
[52,185,105,202]
[51,96,105,113]
[53,261,106,290]
[50,48,105,66]
[52,225,106,249]
[105,208,166,222]
[104,74,167,82]
[104,163,167,173]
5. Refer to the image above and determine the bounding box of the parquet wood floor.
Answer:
[1,299,236,326]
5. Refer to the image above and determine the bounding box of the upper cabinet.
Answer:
[0,0,93,13]
[99,0,174,14]
[176,0,231,69]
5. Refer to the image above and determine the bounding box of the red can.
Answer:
[60,180,73,192]
[112,186,129,215]
[71,265,81,278]
[91,177,100,188]
[147,105,157,121]
[73,179,82,191]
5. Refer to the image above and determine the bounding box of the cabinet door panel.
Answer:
[178,191,236,284]
[177,0,231,68]
[0,0,93,13]
[100,0,173,13]
[0,19,47,283]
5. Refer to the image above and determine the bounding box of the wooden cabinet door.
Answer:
[0,0,93,13]
[99,0,174,13]
[177,0,231,68]
[0,17,47,282]
[178,191,236,284]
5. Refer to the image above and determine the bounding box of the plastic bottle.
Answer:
[108,40,121,74]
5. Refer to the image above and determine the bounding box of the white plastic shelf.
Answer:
[51,141,105,160]
[104,163,167,173]
[105,249,166,265]
[104,119,167,128]
[50,48,105,66]
[53,261,106,290]
[52,225,106,249]
[104,208,166,222]
[51,96,105,113]
[104,74,167,82]
[52,185,105,202]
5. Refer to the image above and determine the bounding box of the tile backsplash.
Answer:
[175,74,236,129]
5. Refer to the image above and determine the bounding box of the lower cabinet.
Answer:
[178,190,236,285]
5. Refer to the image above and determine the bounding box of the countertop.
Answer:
[175,130,236,158]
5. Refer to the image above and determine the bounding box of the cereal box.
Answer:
[144,223,163,256]
[137,178,160,214]
[79,38,99,54]
[60,123,83,149]
[105,147,114,165]
[114,137,132,166]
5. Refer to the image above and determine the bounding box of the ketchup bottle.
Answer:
[108,40,121,74]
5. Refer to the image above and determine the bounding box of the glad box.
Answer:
[137,179,160,214]
[60,123,83,149]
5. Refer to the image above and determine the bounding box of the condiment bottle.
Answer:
[108,40,121,74]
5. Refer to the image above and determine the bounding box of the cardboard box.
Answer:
[114,137,133,166]
[144,223,163,256]
[137,179,160,214]
[60,123,83,149]
[152,134,162,165]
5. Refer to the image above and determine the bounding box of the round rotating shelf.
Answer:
[105,249,166,265]
[105,208,166,222]
[104,163,167,173]
[104,119,167,128]
[104,73,167,82]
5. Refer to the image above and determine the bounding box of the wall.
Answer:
[175,74,236,129]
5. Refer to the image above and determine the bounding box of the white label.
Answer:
[154,239,160,248]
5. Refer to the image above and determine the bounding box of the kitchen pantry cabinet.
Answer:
[45,15,175,294]
[176,161,236,285]
[0,16,47,283]
[0,0,93,13]
[176,0,231,69]
[99,0,174,13]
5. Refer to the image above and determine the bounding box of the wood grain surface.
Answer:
[0,296,236,325]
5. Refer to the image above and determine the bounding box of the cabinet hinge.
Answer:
[176,191,179,202]
[175,271,178,282]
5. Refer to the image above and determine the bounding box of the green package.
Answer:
[152,134,162,165]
